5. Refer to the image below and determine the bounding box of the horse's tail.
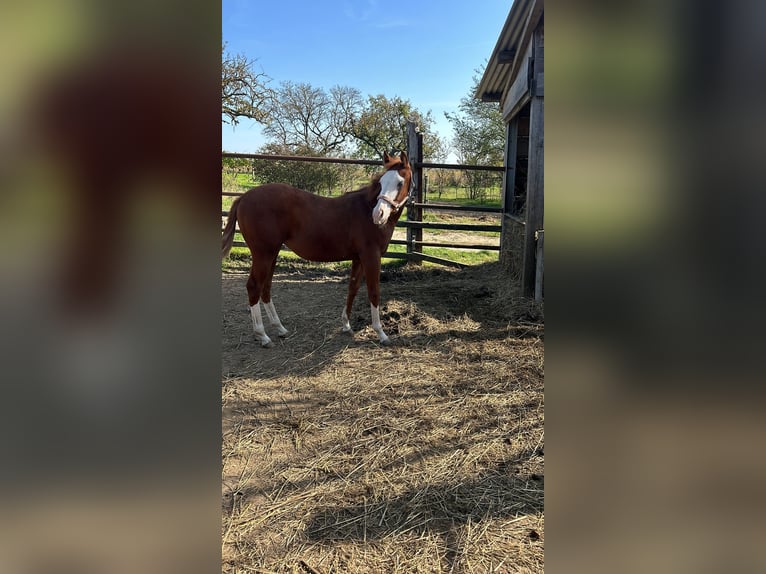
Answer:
[221,196,242,259]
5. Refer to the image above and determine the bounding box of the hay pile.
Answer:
[222,262,544,573]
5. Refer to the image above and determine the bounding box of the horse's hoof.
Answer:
[260,339,274,348]
[341,328,354,336]
[277,330,289,338]
[380,338,392,347]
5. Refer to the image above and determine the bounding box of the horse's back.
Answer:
[235,183,362,262]
[235,184,337,254]
[243,182,328,209]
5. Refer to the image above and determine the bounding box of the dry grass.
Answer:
[222,262,544,573]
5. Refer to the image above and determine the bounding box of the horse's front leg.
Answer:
[262,256,288,338]
[342,258,364,335]
[247,259,275,348]
[361,257,391,346]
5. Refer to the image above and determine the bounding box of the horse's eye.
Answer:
[397,182,403,190]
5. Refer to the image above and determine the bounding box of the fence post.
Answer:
[406,121,423,263]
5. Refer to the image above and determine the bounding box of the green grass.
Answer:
[422,246,497,265]
[423,185,502,209]
[233,173,257,190]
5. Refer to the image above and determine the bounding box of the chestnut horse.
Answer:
[222,151,413,347]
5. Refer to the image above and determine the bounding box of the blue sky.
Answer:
[222,0,511,155]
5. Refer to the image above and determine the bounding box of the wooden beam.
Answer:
[521,26,544,298]
[504,213,525,225]
[406,122,424,263]
[222,152,381,166]
[534,230,544,301]
[389,239,500,251]
[397,221,502,233]
[415,161,503,171]
[380,251,466,268]
[502,41,533,121]
[521,96,543,297]
[508,0,544,83]
[411,202,501,213]
[497,48,517,63]
[502,117,519,217]
[480,91,503,103]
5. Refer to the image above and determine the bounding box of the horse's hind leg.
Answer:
[246,256,275,348]
[341,258,364,335]
[261,255,288,338]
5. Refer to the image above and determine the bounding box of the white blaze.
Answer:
[372,170,405,225]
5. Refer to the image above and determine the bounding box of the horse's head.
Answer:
[372,151,413,226]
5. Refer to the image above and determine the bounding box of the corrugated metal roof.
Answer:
[475,0,539,102]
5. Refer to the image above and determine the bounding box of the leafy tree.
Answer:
[348,94,445,161]
[252,143,340,195]
[445,65,505,166]
[222,43,270,126]
[263,82,363,155]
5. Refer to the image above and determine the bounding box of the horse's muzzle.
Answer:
[372,204,389,226]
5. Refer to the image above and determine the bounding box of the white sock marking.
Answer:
[341,309,352,333]
[370,304,389,344]
[250,301,273,347]
[264,301,289,337]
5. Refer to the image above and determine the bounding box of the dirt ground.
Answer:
[222,261,544,573]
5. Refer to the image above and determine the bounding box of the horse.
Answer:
[221,151,413,347]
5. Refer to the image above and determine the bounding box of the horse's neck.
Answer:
[385,207,404,227]
[379,206,404,242]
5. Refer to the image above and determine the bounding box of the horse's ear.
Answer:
[383,151,391,164]
[399,151,409,167]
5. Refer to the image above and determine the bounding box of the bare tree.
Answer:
[222,43,270,126]
[263,81,363,155]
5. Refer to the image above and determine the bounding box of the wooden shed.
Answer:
[476,0,543,300]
